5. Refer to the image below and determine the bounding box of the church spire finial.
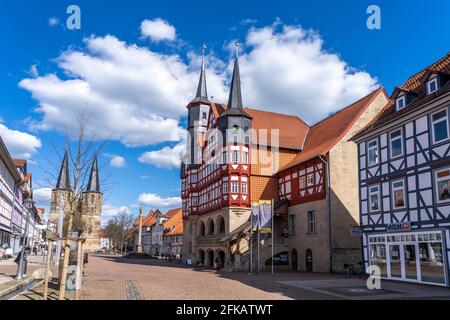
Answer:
[191,44,209,104]
[235,42,240,59]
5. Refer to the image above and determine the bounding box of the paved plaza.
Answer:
[2,254,450,300]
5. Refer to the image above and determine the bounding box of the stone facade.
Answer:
[287,91,389,273]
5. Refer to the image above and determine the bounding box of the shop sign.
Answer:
[386,222,411,232]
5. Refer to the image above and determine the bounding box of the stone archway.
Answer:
[206,219,214,235]
[215,250,225,270]
[217,216,226,235]
[197,249,205,266]
[207,249,214,268]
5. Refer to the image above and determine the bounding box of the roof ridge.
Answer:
[310,87,384,128]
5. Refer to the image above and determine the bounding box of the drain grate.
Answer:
[124,280,143,300]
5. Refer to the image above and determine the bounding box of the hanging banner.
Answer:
[259,200,272,234]
[251,202,260,230]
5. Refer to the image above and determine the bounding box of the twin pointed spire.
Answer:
[54,151,101,193]
[55,149,70,190]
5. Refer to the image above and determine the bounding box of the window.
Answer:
[368,139,379,166]
[307,173,314,187]
[232,151,239,164]
[427,77,439,95]
[241,182,247,194]
[435,167,450,203]
[202,112,207,120]
[307,211,316,234]
[390,128,403,158]
[222,152,227,164]
[431,109,449,144]
[369,185,381,212]
[231,182,239,193]
[396,95,406,111]
[288,215,296,235]
[299,176,306,189]
[242,152,248,164]
[392,179,406,209]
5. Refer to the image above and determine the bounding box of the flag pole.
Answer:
[257,204,260,275]
[271,199,274,275]
[249,203,253,275]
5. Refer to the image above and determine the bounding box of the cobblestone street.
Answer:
[66,255,450,300]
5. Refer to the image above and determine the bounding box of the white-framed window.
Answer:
[307,211,316,233]
[431,108,449,144]
[242,152,248,164]
[369,185,381,212]
[390,128,403,158]
[435,167,450,203]
[391,179,406,209]
[367,139,379,166]
[288,215,296,235]
[222,152,227,164]
[232,151,239,164]
[427,77,439,95]
[231,181,239,193]
[299,176,306,189]
[202,112,207,120]
[223,182,228,194]
[307,173,315,187]
[396,95,406,111]
[241,182,247,194]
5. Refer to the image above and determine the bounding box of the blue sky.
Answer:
[0,0,448,223]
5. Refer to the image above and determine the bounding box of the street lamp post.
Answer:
[16,197,34,280]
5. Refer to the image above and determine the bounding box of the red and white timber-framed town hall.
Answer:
[181,48,450,288]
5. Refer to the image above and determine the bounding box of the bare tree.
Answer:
[105,209,133,255]
[56,114,108,300]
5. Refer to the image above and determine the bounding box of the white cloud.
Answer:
[48,17,59,27]
[29,64,39,78]
[19,34,227,147]
[240,18,258,26]
[102,204,131,217]
[19,20,378,157]
[105,154,126,168]
[238,24,379,123]
[138,141,184,169]
[33,187,52,204]
[0,123,42,159]
[138,193,181,209]
[140,18,176,42]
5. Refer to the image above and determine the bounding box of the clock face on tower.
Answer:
[232,125,239,134]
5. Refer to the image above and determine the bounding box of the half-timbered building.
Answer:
[181,53,310,271]
[352,52,450,286]
[277,87,389,273]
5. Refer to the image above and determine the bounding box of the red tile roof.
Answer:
[280,87,388,171]
[13,159,26,168]
[210,102,310,150]
[163,209,183,236]
[353,52,450,139]
[164,208,181,218]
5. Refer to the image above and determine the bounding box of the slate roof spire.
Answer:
[86,155,101,193]
[220,43,252,118]
[190,44,209,104]
[55,149,70,190]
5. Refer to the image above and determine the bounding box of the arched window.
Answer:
[91,194,94,203]
[198,221,205,237]
[217,216,225,234]
[206,219,214,235]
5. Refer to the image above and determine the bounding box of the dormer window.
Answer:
[202,112,207,120]
[427,76,439,95]
[396,95,406,111]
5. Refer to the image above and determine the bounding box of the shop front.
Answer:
[367,228,449,286]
